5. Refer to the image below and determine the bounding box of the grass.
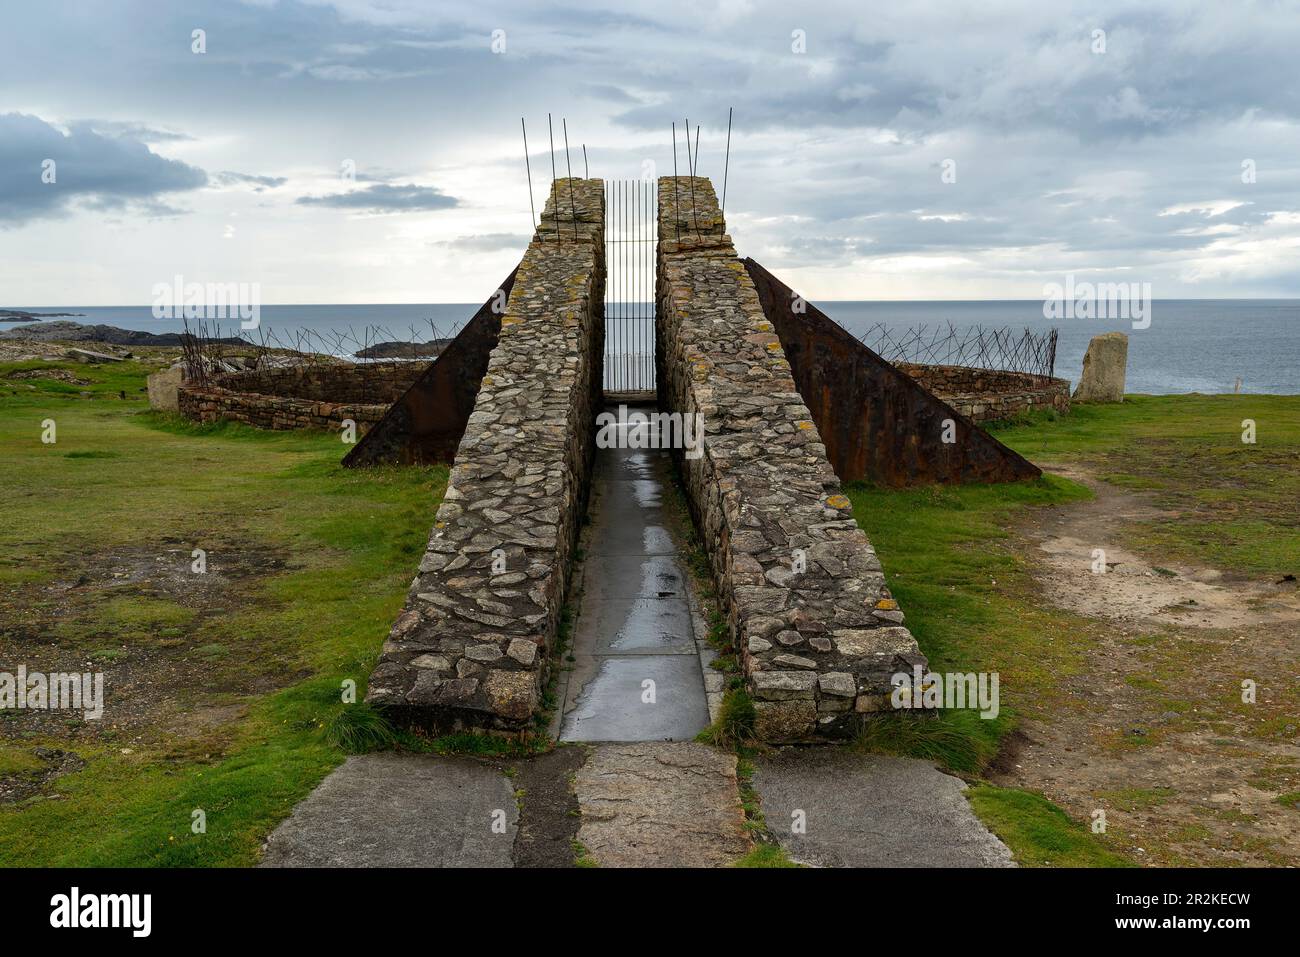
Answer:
[696,688,755,747]
[733,843,799,868]
[966,785,1134,867]
[987,394,1300,577]
[844,394,1300,866]
[0,361,446,865]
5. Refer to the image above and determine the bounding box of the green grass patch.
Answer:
[733,843,799,868]
[991,395,1300,577]
[696,688,755,747]
[967,784,1134,867]
[852,711,1000,775]
[0,365,447,865]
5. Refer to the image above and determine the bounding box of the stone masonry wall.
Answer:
[177,362,425,434]
[365,179,605,733]
[656,177,927,742]
[895,363,1070,423]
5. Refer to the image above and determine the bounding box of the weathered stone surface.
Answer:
[146,364,185,411]
[754,750,1015,867]
[1073,332,1128,402]
[574,743,750,867]
[753,700,817,740]
[773,653,817,670]
[751,670,818,700]
[259,754,517,868]
[364,179,605,733]
[819,672,856,697]
[506,637,538,666]
[832,625,918,657]
[656,177,926,740]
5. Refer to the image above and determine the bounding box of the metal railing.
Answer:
[603,179,657,392]
[858,322,1058,380]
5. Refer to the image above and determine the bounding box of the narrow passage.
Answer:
[558,408,714,742]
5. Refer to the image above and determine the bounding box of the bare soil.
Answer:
[994,465,1300,866]
[0,541,304,785]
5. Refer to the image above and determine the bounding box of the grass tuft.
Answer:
[323,705,398,754]
[852,711,1001,775]
[696,689,755,747]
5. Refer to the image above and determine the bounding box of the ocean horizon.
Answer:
[5,298,1298,395]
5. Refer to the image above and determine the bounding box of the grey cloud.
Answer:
[0,112,208,226]
[212,171,289,191]
[295,183,459,212]
[429,232,530,251]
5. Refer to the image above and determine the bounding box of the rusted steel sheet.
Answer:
[743,258,1040,487]
[342,266,518,467]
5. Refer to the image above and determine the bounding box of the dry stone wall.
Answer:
[656,177,927,742]
[365,180,605,733]
[896,363,1071,422]
[177,362,425,434]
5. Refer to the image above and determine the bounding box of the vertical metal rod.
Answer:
[547,114,560,238]
[639,178,643,389]
[671,123,680,242]
[582,144,589,179]
[693,123,701,175]
[721,107,733,222]
[616,178,621,389]
[521,117,537,241]
[685,118,700,238]
[563,118,578,240]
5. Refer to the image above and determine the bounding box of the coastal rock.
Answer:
[1073,332,1128,402]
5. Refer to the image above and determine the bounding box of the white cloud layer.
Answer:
[0,0,1297,303]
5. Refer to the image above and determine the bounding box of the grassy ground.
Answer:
[846,393,1300,867]
[0,360,444,865]
[4,362,1294,868]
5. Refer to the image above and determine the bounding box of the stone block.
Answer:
[1073,332,1128,402]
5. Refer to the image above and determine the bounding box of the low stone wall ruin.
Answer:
[896,363,1070,422]
[656,177,927,743]
[177,362,426,434]
[364,180,605,733]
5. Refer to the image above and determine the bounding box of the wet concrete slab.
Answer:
[578,553,684,599]
[582,596,695,654]
[559,410,711,743]
[753,750,1016,868]
[585,507,674,556]
[259,753,517,868]
[560,656,710,741]
[574,742,750,866]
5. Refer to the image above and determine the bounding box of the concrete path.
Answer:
[573,742,750,867]
[558,422,713,742]
[753,750,1015,867]
[260,753,517,868]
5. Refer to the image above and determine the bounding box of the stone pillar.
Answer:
[365,179,605,734]
[1073,332,1128,402]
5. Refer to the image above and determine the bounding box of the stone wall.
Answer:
[342,268,520,467]
[177,362,426,434]
[365,179,605,733]
[895,363,1071,422]
[656,177,927,742]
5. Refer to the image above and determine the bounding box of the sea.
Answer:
[4,299,1298,395]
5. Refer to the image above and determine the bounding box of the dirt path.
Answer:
[995,465,1300,866]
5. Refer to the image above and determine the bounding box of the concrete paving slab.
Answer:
[577,553,684,599]
[582,596,696,654]
[586,510,675,556]
[575,742,751,866]
[560,655,709,741]
[753,749,1015,868]
[260,753,517,868]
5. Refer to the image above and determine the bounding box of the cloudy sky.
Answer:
[2,0,1298,304]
